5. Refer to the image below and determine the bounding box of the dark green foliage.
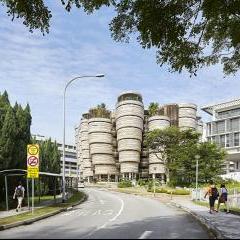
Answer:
[0,91,31,170]
[0,0,51,34]
[148,102,159,117]
[31,137,61,195]
[145,127,226,187]
[1,0,239,75]
[0,90,32,208]
[118,180,133,188]
[89,103,111,118]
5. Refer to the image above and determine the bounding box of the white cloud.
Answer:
[0,4,240,145]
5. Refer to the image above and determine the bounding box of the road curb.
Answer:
[169,202,226,239]
[0,192,88,231]
[107,189,226,239]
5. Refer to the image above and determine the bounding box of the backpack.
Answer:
[211,187,219,199]
[16,187,23,197]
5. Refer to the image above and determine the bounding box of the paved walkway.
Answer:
[153,194,240,239]
[0,195,63,219]
[106,187,240,239]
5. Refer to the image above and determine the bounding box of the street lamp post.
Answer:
[195,154,200,201]
[62,74,104,202]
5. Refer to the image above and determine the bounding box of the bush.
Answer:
[137,179,148,186]
[148,187,190,195]
[118,180,133,188]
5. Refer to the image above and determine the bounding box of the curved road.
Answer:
[0,188,209,239]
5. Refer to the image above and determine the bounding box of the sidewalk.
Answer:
[0,195,62,219]
[154,194,240,239]
[106,186,240,239]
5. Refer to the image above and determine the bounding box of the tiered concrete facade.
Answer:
[148,116,170,183]
[116,93,144,179]
[88,118,118,181]
[75,91,202,182]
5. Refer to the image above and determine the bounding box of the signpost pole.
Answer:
[5,176,9,211]
[27,178,30,210]
[32,178,34,214]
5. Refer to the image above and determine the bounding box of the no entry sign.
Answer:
[27,144,39,179]
[27,156,39,167]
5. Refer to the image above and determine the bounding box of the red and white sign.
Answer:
[27,156,39,167]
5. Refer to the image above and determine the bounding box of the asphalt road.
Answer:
[0,188,210,239]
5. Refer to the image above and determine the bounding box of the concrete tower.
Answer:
[116,92,144,180]
[178,103,197,130]
[148,115,170,183]
[80,117,93,182]
[88,118,118,181]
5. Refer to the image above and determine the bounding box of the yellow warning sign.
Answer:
[27,144,39,156]
[27,167,39,178]
[27,144,40,179]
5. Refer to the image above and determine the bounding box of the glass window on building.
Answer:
[212,123,217,135]
[226,134,230,147]
[231,118,240,131]
[220,135,225,148]
[234,133,239,146]
[216,121,225,134]
[208,124,212,135]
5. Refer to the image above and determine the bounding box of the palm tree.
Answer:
[148,102,159,117]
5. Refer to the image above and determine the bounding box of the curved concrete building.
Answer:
[148,116,170,182]
[178,103,197,130]
[116,92,144,179]
[80,118,93,181]
[88,118,118,181]
[75,92,202,183]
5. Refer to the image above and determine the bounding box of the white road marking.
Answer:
[92,210,102,216]
[99,199,105,204]
[109,198,124,222]
[103,210,114,216]
[86,193,125,237]
[139,231,153,239]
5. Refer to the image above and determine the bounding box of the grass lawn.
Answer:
[0,190,86,226]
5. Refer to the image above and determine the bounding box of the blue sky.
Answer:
[0,2,240,145]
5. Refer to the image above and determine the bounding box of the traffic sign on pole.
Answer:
[27,144,39,179]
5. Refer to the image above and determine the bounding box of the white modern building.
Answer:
[32,134,78,177]
[202,98,240,175]
[75,91,203,182]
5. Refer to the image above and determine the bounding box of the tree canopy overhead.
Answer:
[1,0,240,75]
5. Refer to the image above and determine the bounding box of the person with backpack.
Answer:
[216,184,230,213]
[204,180,219,214]
[13,182,25,212]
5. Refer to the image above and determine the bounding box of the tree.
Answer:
[1,1,240,75]
[198,142,226,183]
[145,127,226,186]
[0,106,18,170]
[89,103,111,118]
[148,102,159,117]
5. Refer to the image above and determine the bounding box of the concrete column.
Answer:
[161,174,165,185]
[108,174,110,182]
[88,177,90,183]
[115,175,118,182]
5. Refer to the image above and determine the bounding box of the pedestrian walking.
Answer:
[13,181,25,212]
[216,184,230,213]
[204,180,219,214]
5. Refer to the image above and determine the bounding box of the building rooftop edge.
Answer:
[201,98,240,115]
